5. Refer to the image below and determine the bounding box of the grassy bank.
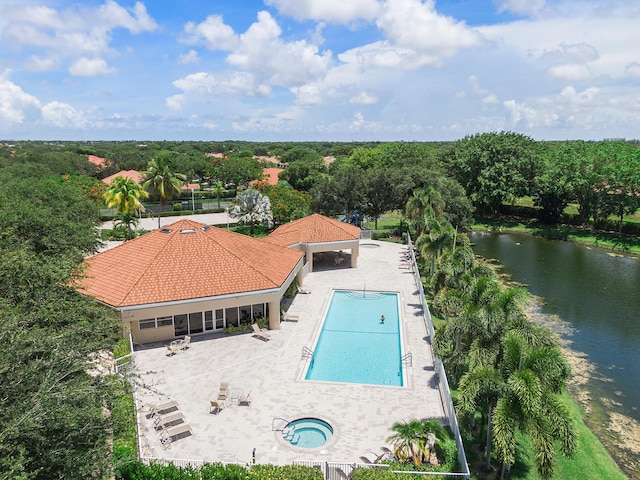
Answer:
[473,217,640,256]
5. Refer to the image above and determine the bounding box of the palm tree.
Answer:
[493,334,576,479]
[211,181,224,209]
[143,154,187,229]
[387,419,429,467]
[229,189,273,236]
[103,176,148,240]
[112,211,139,241]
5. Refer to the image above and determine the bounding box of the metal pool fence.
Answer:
[406,233,470,479]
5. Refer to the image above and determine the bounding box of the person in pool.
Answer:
[380,315,385,323]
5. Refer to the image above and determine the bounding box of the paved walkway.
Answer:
[132,240,445,466]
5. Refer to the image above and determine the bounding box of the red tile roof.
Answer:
[261,167,283,186]
[77,219,303,308]
[265,214,361,246]
[87,155,108,168]
[102,170,145,185]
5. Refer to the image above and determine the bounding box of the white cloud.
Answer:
[0,79,41,125]
[494,0,546,17]
[2,1,157,72]
[178,50,200,65]
[69,58,115,76]
[265,0,382,23]
[169,71,272,109]
[350,91,378,104]
[624,62,640,78]
[24,55,60,72]
[41,101,86,128]
[377,0,484,59]
[176,10,333,109]
[183,14,239,50]
[547,63,592,81]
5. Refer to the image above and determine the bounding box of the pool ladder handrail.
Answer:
[272,417,291,431]
[401,352,412,366]
[302,346,314,360]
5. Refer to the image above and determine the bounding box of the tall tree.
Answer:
[143,153,186,229]
[103,176,148,240]
[229,189,273,236]
[447,132,541,215]
[493,334,576,479]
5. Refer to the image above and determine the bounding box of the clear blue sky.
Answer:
[1,0,639,141]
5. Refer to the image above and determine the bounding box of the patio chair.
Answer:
[146,400,179,418]
[179,335,191,351]
[209,400,224,415]
[153,410,185,430]
[238,389,252,406]
[251,323,271,341]
[166,344,178,356]
[160,423,193,448]
[218,381,229,400]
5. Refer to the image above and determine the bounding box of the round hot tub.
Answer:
[281,418,334,449]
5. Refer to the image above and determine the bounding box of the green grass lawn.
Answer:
[453,390,625,480]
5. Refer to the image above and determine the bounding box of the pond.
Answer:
[471,232,640,476]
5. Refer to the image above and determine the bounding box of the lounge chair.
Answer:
[146,400,179,418]
[209,400,224,414]
[297,286,311,294]
[380,446,396,460]
[251,323,271,341]
[160,423,193,448]
[153,410,185,429]
[238,390,252,406]
[336,468,352,480]
[282,312,300,322]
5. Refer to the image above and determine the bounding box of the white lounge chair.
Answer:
[153,411,185,429]
[282,312,300,322]
[160,423,193,448]
[146,400,179,418]
[251,323,271,341]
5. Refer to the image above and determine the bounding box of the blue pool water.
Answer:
[304,290,403,386]
[282,418,333,448]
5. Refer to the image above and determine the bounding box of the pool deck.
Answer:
[132,239,445,466]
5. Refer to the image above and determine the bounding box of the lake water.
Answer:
[471,232,640,477]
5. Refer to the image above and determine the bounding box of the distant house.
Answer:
[87,155,108,169]
[254,167,283,186]
[182,183,201,191]
[102,170,145,185]
[78,214,361,343]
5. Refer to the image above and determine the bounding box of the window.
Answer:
[157,316,173,327]
[139,319,156,330]
[225,307,239,328]
[204,311,214,331]
[251,303,265,320]
[189,312,203,334]
[174,314,188,336]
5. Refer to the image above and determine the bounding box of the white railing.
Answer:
[406,233,470,479]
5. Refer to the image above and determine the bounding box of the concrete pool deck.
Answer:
[132,239,445,465]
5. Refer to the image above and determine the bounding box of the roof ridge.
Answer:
[205,227,296,288]
[119,226,176,305]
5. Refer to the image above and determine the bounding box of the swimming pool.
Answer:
[304,290,404,386]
